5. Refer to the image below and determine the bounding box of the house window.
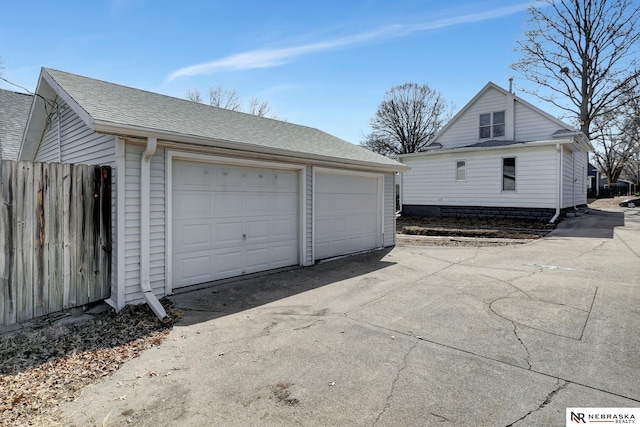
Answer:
[503,157,516,191]
[456,160,466,181]
[479,111,505,139]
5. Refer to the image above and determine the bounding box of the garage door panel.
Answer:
[212,194,243,215]
[173,160,299,288]
[215,167,245,188]
[245,246,270,271]
[314,172,381,260]
[246,220,270,241]
[180,224,211,248]
[245,194,272,213]
[174,193,209,217]
[215,221,244,245]
[175,163,212,188]
[273,193,298,213]
[273,218,297,239]
[174,254,213,285]
[274,171,297,189]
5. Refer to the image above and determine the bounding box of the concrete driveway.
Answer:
[62,208,640,426]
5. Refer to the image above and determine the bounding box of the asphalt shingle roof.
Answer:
[0,89,33,161]
[44,68,403,169]
[464,140,526,148]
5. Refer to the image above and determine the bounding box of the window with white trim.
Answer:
[479,111,505,139]
[456,160,466,181]
[502,157,516,191]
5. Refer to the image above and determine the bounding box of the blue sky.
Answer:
[0,0,543,144]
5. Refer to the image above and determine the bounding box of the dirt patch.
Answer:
[0,300,181,426]
[271,382,300,406]
[397,216,555,241]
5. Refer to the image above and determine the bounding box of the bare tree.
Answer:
[207,86,242,111]
[185,88,202,103]
[512,0,640,140]
[361,83,452,155]
[247,98,270,117]
[591,114,636,184]
[185,86,284,119]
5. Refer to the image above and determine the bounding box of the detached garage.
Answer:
[20,68,408,319]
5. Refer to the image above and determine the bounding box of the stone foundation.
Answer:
[401,204,557,222]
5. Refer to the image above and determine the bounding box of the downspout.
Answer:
[140,137,168,321]
[550,143,563,223]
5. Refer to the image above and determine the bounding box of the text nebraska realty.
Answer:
[572,412,635,423]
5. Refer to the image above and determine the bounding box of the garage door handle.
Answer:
[242,234,247,240]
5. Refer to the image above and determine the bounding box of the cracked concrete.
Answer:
[372,339,419,426]
[60,208,640,426]
[506,380,568,426]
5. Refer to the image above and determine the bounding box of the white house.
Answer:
[20,68,408,319]
[398,82,593,222]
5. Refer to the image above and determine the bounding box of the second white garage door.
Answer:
[314,171,382,260]
[172,160,299,288]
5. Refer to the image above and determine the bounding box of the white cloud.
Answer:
[167,2,532,81]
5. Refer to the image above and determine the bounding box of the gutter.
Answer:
[93,121,409,173]
[140,136,168,321]
[550,143,563,223]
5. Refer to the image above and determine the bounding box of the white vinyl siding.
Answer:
[437,88,509,149]
[305,165,313,265]
[574,151,588,206]
[124,144,166,304]
[402,146,558,209]
[35,106,61,163]
[514,102,566,142]
[34,98,115,165]
[562,148,588,208]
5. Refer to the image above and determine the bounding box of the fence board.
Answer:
[48,163,64,313]
[16,162,34,322]
[63,163,74,309]
[0,160,112,326]
[33,163,46,317]
[99,166,112,299]
[0,161,17,325]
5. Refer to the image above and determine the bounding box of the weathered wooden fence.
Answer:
[0,160,112,326]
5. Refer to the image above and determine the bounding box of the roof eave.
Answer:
[398,139,576,159]
[94,120,410,172]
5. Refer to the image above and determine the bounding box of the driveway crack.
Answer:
[512,323,531,370]
[504,380,568,427]
[372,339,419,426]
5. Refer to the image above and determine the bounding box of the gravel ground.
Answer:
[587,196,631,209]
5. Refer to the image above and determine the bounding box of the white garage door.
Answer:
[172,160,299,288]
[314,172,381,260]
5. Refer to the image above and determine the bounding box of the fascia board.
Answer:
[398,139,575,160]
[94,120,410,173]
